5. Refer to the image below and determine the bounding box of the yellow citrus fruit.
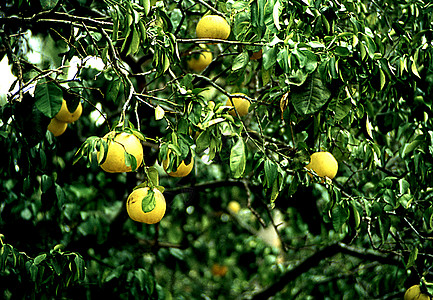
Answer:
[162,151,194,177]
[305,151,338,180]
[404,285,432,300]
[99,131,143,173]
[187,50,213,72]
[228,201,241,214]
[47,118,68,137]
[55,99,82,123]
[226,93,250,117]
[126,187,166,224]
[211,263,228,277]
[196,15,231,40]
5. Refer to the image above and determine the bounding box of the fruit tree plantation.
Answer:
[1,0,433,299]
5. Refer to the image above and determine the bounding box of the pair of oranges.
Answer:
[47,100,82,136]
[96,131,193,225]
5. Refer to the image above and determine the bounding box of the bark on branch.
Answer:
[251,242,401,299]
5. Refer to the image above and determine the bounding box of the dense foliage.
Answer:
[1,0,433,298]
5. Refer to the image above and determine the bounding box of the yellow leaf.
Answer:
[155,105,165,120]
[280,92,289,120]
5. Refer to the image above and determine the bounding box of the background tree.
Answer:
[1,0,433,299]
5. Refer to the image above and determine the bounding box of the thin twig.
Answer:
[243,179,266,227]
[195,0,226,16]
[404,217,433,240]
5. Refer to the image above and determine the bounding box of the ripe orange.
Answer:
[187,50,213,72]
[126,187,166,224]
[47,118,68,137]
[225,93,250,117]
[162,151,194,177]
[98,131,143,173]
[404,285,432,300]
[305,151,338,180]
[55,99,82,123]
[196,15,230,40]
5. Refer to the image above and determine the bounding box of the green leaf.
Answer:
[334,46,350,56]
[361,35,376,59]
[411,62,421,78]
[379,68,386,90]
[30,263,38,282]
[350,202,361,230]
[112,9,119,41]
[146,167,159,187]
[40,0,59,10]
[277,48,290,73]
[124,152,138,171]
[406,247,418,269]
[252,0,265,35]
[264,158,277,188]
[232,51,249,71]
[134,268,154,294]
[401,138,423,158]
[272,0,281,30]
[301,49,318,73]
[55,183,66,203]
[262,68,271,85]
[331,205,349,232]
[74,255,86,280]
[34,80,63,118]
[128,25,141,56]
[398,179,410,195]
[263,46,278,70]
[378,215,391,243]
[138,20,147,44]
[169,248,184,260]
[196,130,210,153]
[308,41,325,49]
[331,98,351,121]
[141,0,150,15]
[0,245,10,272]
[398,194,413,209]
[34,253,47,265]
[270,179,279,206]
[49,257,62,275]
[107,77,122,102]
[291,72,331,115]
[142,189,156,213]
[230,137,246,178]
[41,174,53,193]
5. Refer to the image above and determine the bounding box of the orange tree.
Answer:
[1,0,433,298]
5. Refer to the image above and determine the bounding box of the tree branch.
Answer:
[177,38,265,46]
[251,242,401,299]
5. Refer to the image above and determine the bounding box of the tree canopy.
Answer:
[1,0,433,299]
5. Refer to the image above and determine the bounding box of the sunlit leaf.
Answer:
[232,51,249,71]
[155,105,165,120]
[230,137,246,178]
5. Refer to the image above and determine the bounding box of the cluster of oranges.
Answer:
[72,15,339,227]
